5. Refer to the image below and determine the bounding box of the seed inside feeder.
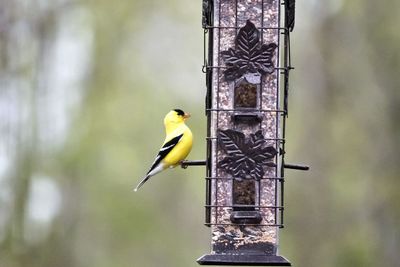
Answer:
[233,179,256,211]
[234,82,258,109]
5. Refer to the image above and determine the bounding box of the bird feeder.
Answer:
[195,0,305,265]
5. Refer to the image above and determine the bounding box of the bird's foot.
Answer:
[180,160,188,169]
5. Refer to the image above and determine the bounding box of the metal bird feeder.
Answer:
[194,0,306,265]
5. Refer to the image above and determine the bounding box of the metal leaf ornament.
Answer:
[218,129,278,180]
[221,20,278,82]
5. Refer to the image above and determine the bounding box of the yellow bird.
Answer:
[134,109,193,191]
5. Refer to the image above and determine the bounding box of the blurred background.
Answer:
[1,0,399,266]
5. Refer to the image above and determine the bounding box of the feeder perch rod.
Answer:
[181,160,309,171]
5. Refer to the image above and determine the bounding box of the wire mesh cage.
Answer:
[198,0,297,265]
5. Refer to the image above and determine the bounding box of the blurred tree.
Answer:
[282,1,400,267]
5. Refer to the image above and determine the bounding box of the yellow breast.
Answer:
[163,125,193,167]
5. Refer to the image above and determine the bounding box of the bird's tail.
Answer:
[133,175,151,192]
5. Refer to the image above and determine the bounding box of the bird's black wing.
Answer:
[147,133,184,175]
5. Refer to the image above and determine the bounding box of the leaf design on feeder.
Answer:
[218,129,277,180]
[221,20,278,82]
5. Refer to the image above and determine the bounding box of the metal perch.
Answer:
[181,160,309,171]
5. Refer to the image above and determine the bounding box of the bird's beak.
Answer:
[183,113,191,119]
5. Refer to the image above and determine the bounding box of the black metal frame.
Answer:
[195,0,305,265]
[198,254,291,266]
[202,0,293,230]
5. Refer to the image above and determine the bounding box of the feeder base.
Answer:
[197,254,291,266]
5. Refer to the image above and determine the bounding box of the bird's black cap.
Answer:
[174,109,185,116]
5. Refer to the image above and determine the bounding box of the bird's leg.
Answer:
[180,160,188,169]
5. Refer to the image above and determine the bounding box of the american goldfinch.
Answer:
[134,109,193,191]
